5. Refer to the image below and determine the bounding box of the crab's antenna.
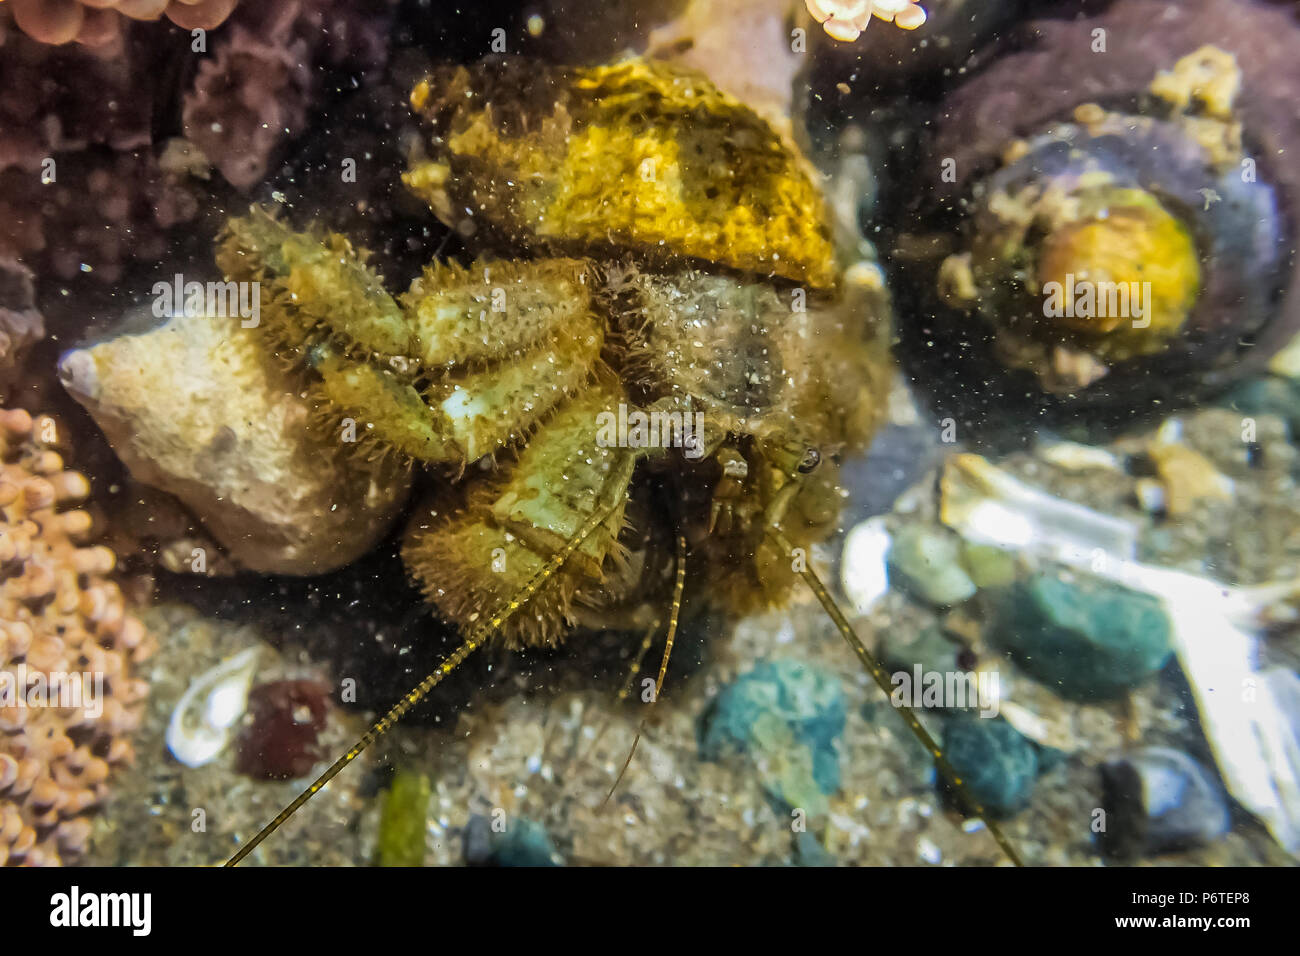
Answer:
[599,531,687,809]
[573,616,659,771]
[766,525,1026,867]
[225,461,636,866]
[653,532,688,702]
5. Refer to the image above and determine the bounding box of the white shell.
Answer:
[1036,438,1122,473]
[940,452,1138,565]
[840,517,892,614]
[166,647,260,769]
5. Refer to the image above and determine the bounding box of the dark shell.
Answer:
[904,0,1300,415]
[971,119,1286,386]
[1099,747,1231,858]
[930,0,1300,213]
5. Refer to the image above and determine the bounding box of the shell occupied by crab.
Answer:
[216,57,894,649]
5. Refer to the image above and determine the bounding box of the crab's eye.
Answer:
[797,447,821,474]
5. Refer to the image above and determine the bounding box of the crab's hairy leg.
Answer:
[599,532,687,810]
[765,524,1026,867]
[312,351,461,463]
[218,207,412,357]
[404,372,637,647]
[311,307,605,466]
[225,449,639,866]
[424,308,606,463]
[403,257,595,367]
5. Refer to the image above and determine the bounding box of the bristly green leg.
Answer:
[766,525,1026,867]
[219,208,412,357]
[311,350,459,463]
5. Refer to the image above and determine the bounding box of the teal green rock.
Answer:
[940,716,1039,818]
[490,818,563,867]
[465,815,563,867]
[991,573,1174,700]
[699,660,846,817]
[888,525,978,606]
[792,829,837,867]
[879,625,961,679]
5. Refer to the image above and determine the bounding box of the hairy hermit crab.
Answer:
[214,56,1019,865]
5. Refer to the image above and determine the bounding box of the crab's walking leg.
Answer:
[404,371,637,647]
[765,524,1026,867]
[219,208,412,357]
[403,257,595,367]
[399,256,608,464]
[421,307,605,463]
[221,210,606,468]
[310,302,604,467]
[225,448,639,866]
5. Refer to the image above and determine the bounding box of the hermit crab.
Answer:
[216,56,1020,865]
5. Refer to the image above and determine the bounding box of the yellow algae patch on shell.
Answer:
[405,58,838,289]
[1150,45,1242,123]
[1035,198,1202,360]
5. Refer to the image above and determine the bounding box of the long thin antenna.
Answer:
[225,474,633,866]
[572,616,659,772]
[599,532,687,809]
[766,525,1026,867]
[652,532,688,701]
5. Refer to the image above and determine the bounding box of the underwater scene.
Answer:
[0,0,1297,871]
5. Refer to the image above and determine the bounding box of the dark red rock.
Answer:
[235,679,331,781]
